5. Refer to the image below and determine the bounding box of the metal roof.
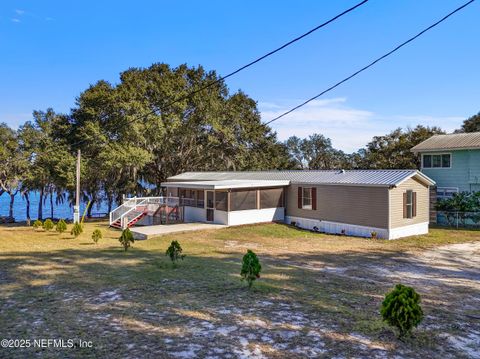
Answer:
[167,170,435,187]
[161,180,290,190]
[411,132,480,152]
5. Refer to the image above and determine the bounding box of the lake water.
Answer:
[0,191,113,221]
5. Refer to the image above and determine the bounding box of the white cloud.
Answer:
[15,9,25,15]
[260,98,465,153]
[11,18,21,23]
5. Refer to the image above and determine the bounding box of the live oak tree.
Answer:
[456,111,480,133]
[358,125,445,169]
[285,134,353,170]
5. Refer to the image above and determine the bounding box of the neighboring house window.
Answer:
[437,187,458,199]
[297,187,317,210]
[422,154,451,168]
[403,190,417,219]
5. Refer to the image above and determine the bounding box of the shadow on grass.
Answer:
[0,236,478,359]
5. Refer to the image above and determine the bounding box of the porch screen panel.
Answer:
[180,188,196,207]
[196,190,205,208]
[215,191,228,211]
[260,188,284,209]
[230,190,257,211]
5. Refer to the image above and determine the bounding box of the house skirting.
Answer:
[388,222,429,239]
[284,216,429,240]
[184,207,284,226]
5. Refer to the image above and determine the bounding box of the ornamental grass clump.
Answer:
[380,284,424,338]
[56,219,67,234]
[240,250,262,289]
[119,228,134,251]
[165,240,186,265]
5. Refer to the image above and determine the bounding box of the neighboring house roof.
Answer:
[167,170,435,188]
[411,132,480,153]
[161,180,290,190]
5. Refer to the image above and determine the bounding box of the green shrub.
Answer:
[33,219,43,229]
[165,240,186,265]
[92,229,102,244]
[43,219,54,231]
[240,250,262,289]
[56,219,67,233]
[70,222,83,238]
[119,228,134,251]
[380,284,424,338]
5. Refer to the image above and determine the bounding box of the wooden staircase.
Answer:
[110,208,148,229]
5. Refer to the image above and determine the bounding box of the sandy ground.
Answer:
[1,231,479,358]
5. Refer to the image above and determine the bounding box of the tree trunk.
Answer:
[25,192,31,226]
[38,187,44,220]
[50,192,54,219]
[87,199,94,218]
[9,193,15,219]
[107,196,113,213]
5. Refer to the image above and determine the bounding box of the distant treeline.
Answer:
[1,63,478,221]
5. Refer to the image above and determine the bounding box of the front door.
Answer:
[206,190,214,222]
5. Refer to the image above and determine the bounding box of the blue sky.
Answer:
[1,0,478,152]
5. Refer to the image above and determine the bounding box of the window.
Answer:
[441,154,451,168]
[403,190,417,219]
[423,155,432,168]
[437,187,458,199]
[260,188,284,209]
[422,154,451,168]
[230,190,257,211]
[215,191,228,211]
[302,187,312,210]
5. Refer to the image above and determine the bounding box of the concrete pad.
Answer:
[130,222,227,240]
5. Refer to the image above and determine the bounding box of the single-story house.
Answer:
[158,169,435,239]
[411,132,480,197]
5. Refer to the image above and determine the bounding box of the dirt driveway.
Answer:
[1,224,479,358]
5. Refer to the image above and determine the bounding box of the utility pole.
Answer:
[73,149,81,223]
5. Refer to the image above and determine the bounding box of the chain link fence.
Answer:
[436,211,480,228]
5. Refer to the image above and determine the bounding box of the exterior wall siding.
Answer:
[286,184,389,229]
[420,149,480,192]
[228,208,284,226]
[389,177,429,229]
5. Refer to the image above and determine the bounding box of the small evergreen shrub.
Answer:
[371,231,378,239]
[56,219,67,234]
[380,284,424,338]
[165,240,186,265]
[43,219,54,231]
[71,222,83,238]
[119,228,134,251]
[240,250,262,289]
[33,219,43,229]
[92,229,102,244]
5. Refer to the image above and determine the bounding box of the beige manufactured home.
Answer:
[160,170,435,239]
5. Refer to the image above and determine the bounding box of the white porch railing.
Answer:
[109,196,181,229]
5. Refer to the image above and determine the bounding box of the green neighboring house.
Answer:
[411,132,480,198]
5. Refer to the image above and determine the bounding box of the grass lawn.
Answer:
[0,222,479,358]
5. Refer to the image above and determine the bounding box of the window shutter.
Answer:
[403,192,407,219]
[412,192,417,217]
[298,187,302,209]
[312,187,317,210]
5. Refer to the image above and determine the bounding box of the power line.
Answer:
[70,0,369,148]
[264,0,475,126]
